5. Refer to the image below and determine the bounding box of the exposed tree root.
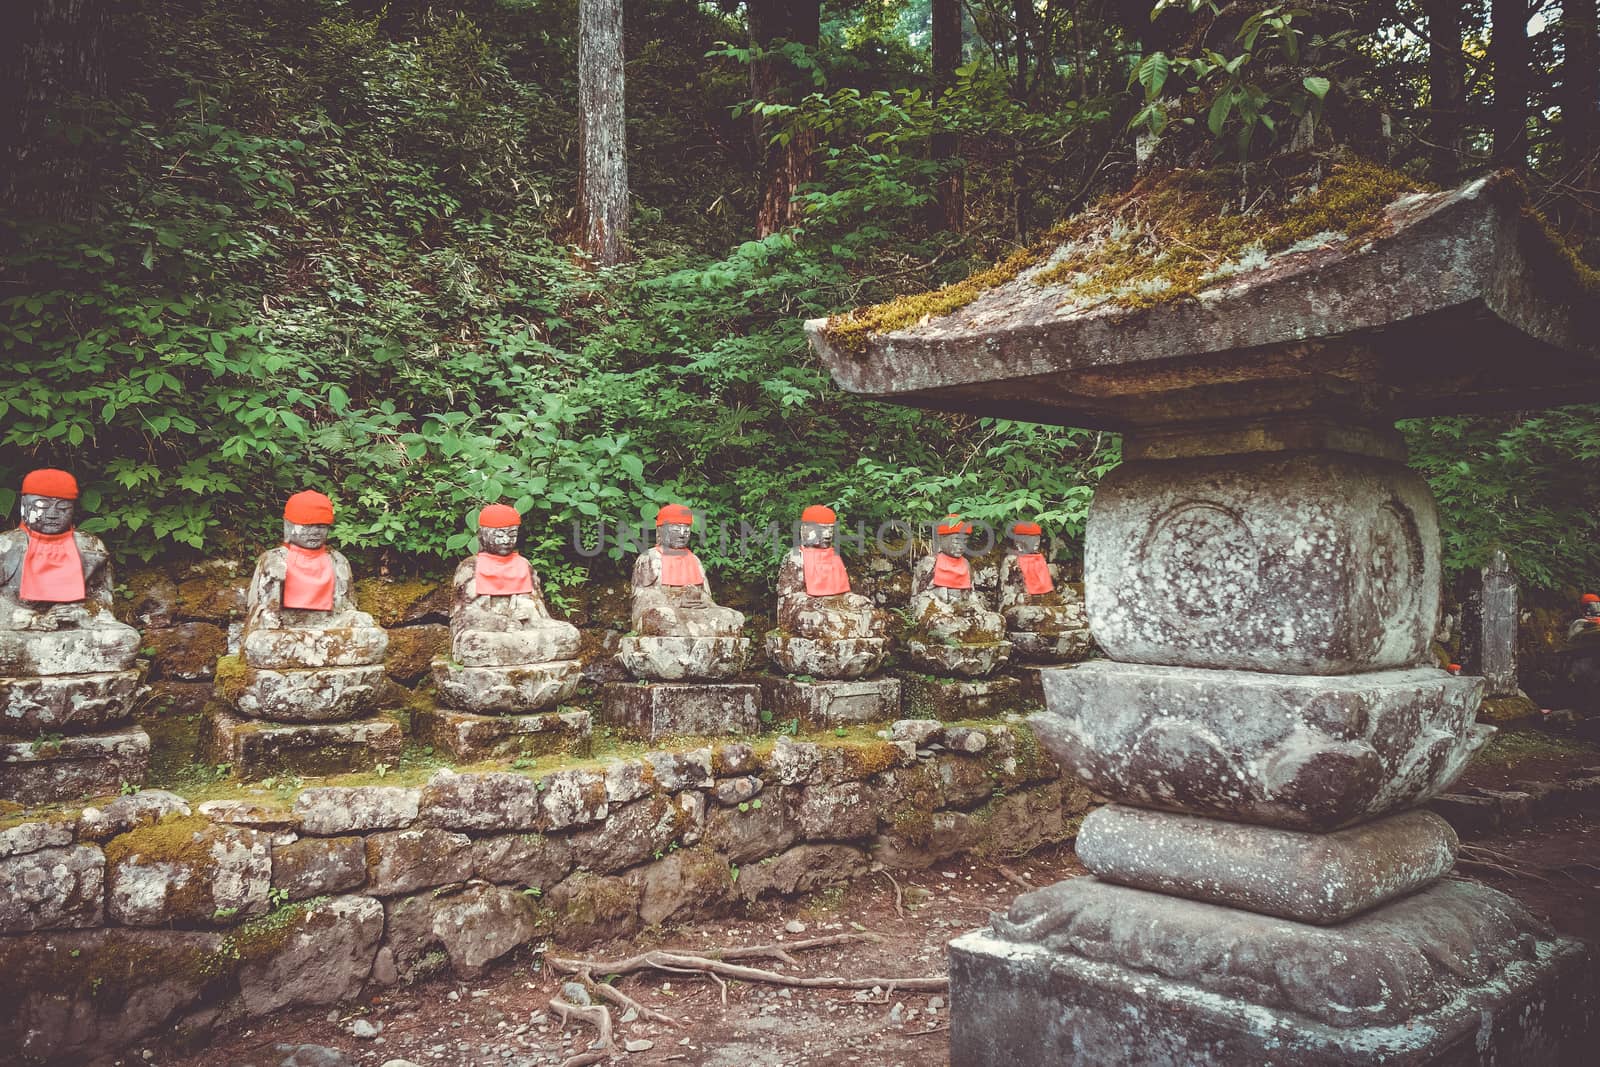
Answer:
[551,996,612,1066]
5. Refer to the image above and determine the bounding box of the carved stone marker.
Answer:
[1463,548,1520,698]
[808,174,1597,1063]
[602,504,757,737]
[418,504,590,759]
[764,505,899,727]
[211,491,400,777]
[0,469,149,802]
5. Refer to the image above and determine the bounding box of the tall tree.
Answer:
[1562,0,1599,205]
[1424,0,1466,185]
[750,0,821,236]
[1011,0,1035,242]
[930,0,965,232]
[1489,0,1530,167]
[1,0,108,220]
[577,0,628,265]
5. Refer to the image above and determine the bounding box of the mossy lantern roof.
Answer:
[805,170,1600,431]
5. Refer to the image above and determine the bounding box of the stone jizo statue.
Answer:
[997,520,1091,662]
[431,504,582,715]
[1568,592,1600,642]
[619,503,749,681]
[767,505,890,679]
[905,514,1010,676]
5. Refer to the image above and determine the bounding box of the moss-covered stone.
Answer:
[104,813,271,926]
[354,577,448,628]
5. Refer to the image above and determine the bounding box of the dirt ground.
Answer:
[133,737,1600,1067]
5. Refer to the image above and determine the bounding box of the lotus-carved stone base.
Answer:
[600,681,760,739]
[430,658,581,714]
[413,706,592,762]
[904,640,1011,678]
[1036,661,1488,830]
[617,635,750,681]
[1,669,142,735]
[949,877,1594,1066]
[0,727,150,805]
[219,661,386,723]
[206,708,403,780]
[1005,630,1093,663]
[764,632,888,679]
[242,626,388,670]
[0,626,139,676]
[765,676,901,729]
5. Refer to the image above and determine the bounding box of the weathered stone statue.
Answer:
[766,504,889,678]
[1564,592,1600,716]
[430,504,582,719]
[222,491,388,722]
[905,515,1010,677]
[0,468,148,801]
[996,521,1091,662]
[619,503,749,680]
[1567,592,1600,642]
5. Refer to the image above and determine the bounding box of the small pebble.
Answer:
[624,1039,655,1053]
[784,919,806,934]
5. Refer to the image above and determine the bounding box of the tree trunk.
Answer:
[1562,1,1599,177]
[1011,0,1034,243]
[1424,0,1465,185]
[577,0,628,266]
[930,0,964,232]
[1490,0,1529,168]
[752,0,821,237]
[1,0,108,221]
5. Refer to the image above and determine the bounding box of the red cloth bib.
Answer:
[281,543,336,611]
[931,553,971,590]
[475,552,534,596]
[1016,553,1054,595]
[801,547,850,596]
[19,526,86,602]
[659,547,706,587]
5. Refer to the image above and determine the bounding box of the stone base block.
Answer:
[600,681,760,739]
[899,673,1022,722]
[618,635,750,681]
[0,669,142,734]
[0,625,139,676]
[453,624,580,668]
[414,705,592,761]
[0,727,150,804]
[241,625,388,669]
[1036,660,1489,830]
[430,658,581,714]
[1077,804,1458,924]
[765,676,900,729]
[1005,630,1093,663]
[221,661,386,723]
[1006,663,1058,705]
[206,708,404,780]
[950,877,1595,1066]
[763,633,888,679]
[904,640,1011,678]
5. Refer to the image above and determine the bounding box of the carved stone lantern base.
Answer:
[763,676,901,729]
[898,672,1023,722]
[599,681,760,739]
[205,707,403,780]
[430,658,582,715]
[0,727,150,805]
[414,705,592,762]
[218,661,387,723]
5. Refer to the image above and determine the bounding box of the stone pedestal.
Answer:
[600,681,760,739]
[414,705,591,761]
[763,632,888,680]
[430,658,581,714]
[764,676,900,728]
[903,640,1011,679]
[899,672,1021,722]
[1004,629,1092,663]
[205,707,404,780]
[617,635,749,681]
[0,727,150,804]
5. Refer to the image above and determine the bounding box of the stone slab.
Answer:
[1005,630,1093,663]
[904,640,1011,678]
[221,661,387,723]
[430,657,581,714]
[414,705,593,761]
[1085,451,1440,674]
[600,681,760,739]
[454,627,580,668]
[617,635,750,681]
[241,625,387,669]
[950,877,1595,1066]
[0,669,142,735]
[1036,660,1488,830]
[764,676,901,729]
[1077,805,1458,924]
[206,708,403,780]
[764,633,889,680]
[0,626,139,676]
[899,672,1023,722]
[0,727,150,805]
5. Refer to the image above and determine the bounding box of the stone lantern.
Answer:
[807,173,1597,1063]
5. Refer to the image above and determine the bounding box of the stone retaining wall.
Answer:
[0,721,1088,1065]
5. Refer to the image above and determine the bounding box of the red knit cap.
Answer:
[656,503,694,527]
[937,514,971,535]
[801,505,836,524]
[21,468,79,499]
[283,490,335,525]
[1011,521,1042,536]
[1584,594,1600,604]
[478,504,521,528]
